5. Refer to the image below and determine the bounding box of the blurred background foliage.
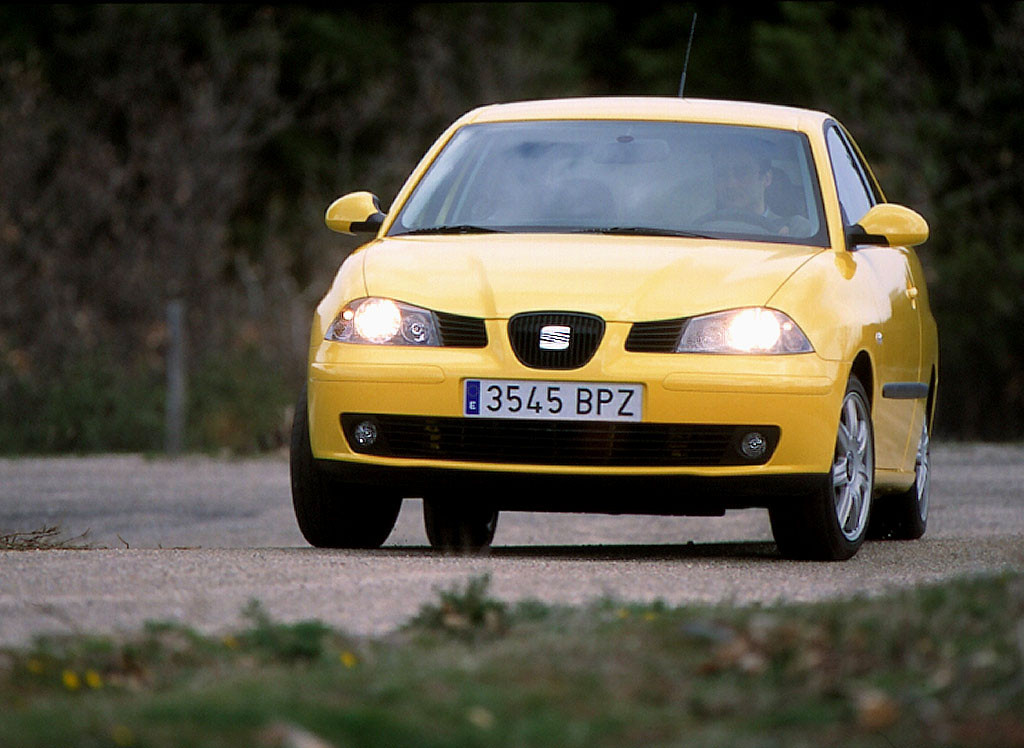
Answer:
[0,3,1021,452]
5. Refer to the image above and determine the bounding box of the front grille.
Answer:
[508,312,605,369]
[435,311,487,348]
[341,414,779,467]
[625,318,688,352]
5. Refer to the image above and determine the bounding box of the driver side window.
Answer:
[826,126,875,227]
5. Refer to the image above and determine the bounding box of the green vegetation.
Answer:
[1,4,1022,449]
[2,573,1022,747]
[0,347,293,454]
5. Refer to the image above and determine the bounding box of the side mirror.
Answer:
[325,192,386,235]
[846,203,929,249]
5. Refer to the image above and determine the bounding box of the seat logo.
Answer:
[539,325,571,351]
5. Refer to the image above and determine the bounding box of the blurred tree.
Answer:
[0,5,293,450]
[0,3,1020,449]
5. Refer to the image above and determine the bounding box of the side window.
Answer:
[826,126,875,226]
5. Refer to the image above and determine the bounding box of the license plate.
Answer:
[463,379,642,422]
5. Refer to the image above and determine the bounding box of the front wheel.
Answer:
[290,387,401,548]
[423,497,498,553]
[770,375,874,561]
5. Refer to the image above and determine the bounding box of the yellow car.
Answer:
[291,97,937,560]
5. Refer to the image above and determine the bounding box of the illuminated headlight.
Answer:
[676,308,813,354]
[326,298,441,346]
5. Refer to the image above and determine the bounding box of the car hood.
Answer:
[360,234,822,321]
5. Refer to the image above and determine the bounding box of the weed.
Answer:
[239,600,333,661]
[407,574,508,637]
[0,525,94,551]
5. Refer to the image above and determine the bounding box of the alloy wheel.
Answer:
[914,423,931,523]
[832,390,874,541]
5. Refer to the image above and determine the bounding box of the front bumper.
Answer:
[307,321,847,493]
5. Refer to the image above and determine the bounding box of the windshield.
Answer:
[389,120,827,246]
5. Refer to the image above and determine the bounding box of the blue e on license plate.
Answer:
[463,379,642,422]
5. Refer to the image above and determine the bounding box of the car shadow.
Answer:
[371,540,781,562]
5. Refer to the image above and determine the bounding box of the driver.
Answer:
[714,147,771,215]
[708,143,811,236]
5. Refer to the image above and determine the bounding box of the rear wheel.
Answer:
[290,388,401,548]
[868,421,930,540]
[423,497,498,552]
[770,375,874,561]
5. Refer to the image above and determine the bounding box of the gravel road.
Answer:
[1,444,1022,646]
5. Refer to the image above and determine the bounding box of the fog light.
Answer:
[739,431,767,460]
[352,420,379,447]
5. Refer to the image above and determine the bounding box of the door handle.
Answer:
[906,285,919,309]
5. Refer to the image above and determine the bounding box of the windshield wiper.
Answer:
[396,225,509,235]
[572,226,715,239]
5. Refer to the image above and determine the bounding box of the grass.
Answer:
[0,573,1022,747]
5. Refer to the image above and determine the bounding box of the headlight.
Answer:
[676,308,813,354]
[326,298,441,346]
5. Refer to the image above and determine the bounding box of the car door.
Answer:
[826,124,922,473]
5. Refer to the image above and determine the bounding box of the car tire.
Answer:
[769,374,874,561]
[290,387,401,548]
[867,421,929,540]
[423,497,498,552]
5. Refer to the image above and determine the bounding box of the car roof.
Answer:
[461,97,832,133]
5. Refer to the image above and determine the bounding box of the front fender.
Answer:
[767,249,885,364]
[310,250,371,350]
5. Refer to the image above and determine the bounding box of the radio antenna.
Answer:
[677,11,698,98]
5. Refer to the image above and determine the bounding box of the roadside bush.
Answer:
[0,353,164,453]
[0,345,296,455]
[188,345,297,454]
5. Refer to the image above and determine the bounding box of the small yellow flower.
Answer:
[62,669,81,691]
[616,608,630,619]
[643,611,659,622]
[26,658,45,674]
[222,635,240,650]
[85,669,103,689]
[340,651,358,669]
